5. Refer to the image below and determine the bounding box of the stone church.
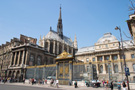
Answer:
[0,7,78,81]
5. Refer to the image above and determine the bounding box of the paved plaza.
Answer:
[0,82,128,90]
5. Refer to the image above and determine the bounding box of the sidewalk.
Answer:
[0,82,119,90]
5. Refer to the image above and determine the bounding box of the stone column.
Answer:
[95,57,99,74]
[13,52,17,66]
[25,51,29,66]
[17,51,21,66]
[21,50,25,67]
[57,42,59,55]
[10,53,14,66]
[53,41,56,54]
[102,56,106,74]
[69,61,73,82]
[56,62,58,79]
[110,55,112,61]
[118,54,122,72]
[48,41,50,53]
[110,55,114,74]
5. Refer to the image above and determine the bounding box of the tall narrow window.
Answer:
[133,64,135,71]
[98,56,102,61]
[105,56,109,60]
[29,54,34,66]
[112,55,117,60]
[114,64,118,73]
[37,56,41,65]
[100,65,103,73]
[131,54,135,59]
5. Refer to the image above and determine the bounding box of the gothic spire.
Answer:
[40,35,42,41]
[57,6,63,39]
[74,34,78,49]
[59,6,62,20]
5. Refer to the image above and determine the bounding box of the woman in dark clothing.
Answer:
[74,81,78,88]
[110,81,113,90]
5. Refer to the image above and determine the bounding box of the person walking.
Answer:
[56,79,59,88]
[110,81,113,90]
[122,81,126,90]
[42,78,45,85]
[117,80,121,90]
[104,81,108,90]
[23,78,25,84]
[45,79,47,84]
[74,80,78,88]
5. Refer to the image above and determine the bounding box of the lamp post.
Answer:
[115,26,130,90]
[108,61,111,82]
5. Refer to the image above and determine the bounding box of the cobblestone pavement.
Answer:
[0,82,129,90]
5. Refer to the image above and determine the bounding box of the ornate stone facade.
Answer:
[75,33,135,82]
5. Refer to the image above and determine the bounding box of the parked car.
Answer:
[47,76,56,80]
[91,80,101,88]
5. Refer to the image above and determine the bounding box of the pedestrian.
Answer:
[122,81,126,90]
[29,78,31,84]
[50,78,54,87]
[56,79,59,88]
[104,81,108,90]
[45,78,47,84]
[110,81,113,90]
[117,80,121,90]
[32,78,34,85]
[103,80,105,87]
[74,80,78,88]
[42,78,45,85]
[23,78,25,84]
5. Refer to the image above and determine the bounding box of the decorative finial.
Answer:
[50,26,52,31]
[60,4,61,9]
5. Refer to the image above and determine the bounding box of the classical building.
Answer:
[0,7,78,81]
[75,33,135,82]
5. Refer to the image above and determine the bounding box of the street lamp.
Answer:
[108,61,111,82]
[115,26,130,90]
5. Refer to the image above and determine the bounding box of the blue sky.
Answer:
[0,0,132,48]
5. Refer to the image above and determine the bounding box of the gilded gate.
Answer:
[55,51,74,85]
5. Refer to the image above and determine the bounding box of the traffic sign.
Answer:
[125,67,130,76]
